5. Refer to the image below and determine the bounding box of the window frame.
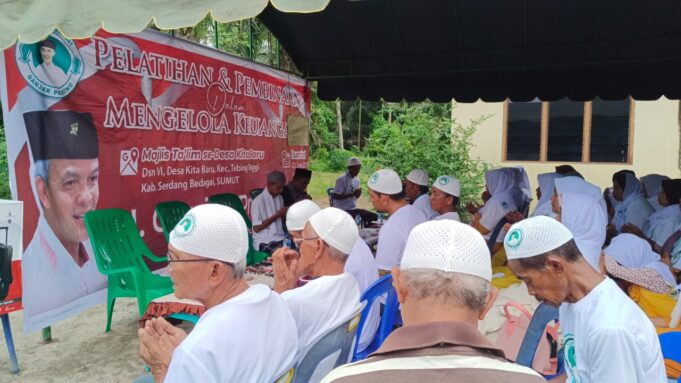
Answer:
[502,98,635,164]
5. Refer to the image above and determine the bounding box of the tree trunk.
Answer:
[358,99,362,151]
[336,100,344,150]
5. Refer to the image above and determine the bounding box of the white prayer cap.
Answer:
[504,216,573,260]
[287,200,321,231]
[406,169,429,186]
[348,157,362,166]
[401,220,492,281]
[368,168,403,194]
[170,204,248,264]
[432,175,461,197]
[308,207,358,254]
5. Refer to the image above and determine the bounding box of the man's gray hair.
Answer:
[267,171,286,184]
[326,244,350,262]
[229,260,246,279]
[400,268,490,311]
[34,159,50,183]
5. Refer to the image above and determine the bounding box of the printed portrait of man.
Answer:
[33,39,68,87]
[21,110,107,327]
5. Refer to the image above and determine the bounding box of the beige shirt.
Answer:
[321,321,546,383]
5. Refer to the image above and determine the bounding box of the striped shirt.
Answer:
[321,321,546,383]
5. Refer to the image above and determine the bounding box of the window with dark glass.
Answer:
[590,98,630,163]
[506,100,541,161]
[547,99,583,162]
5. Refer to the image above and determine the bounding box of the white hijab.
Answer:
[560,191,607,271]
[613,173,648,231]
[509,167,532,209]
[485,168,517,208]
[554,176,608,217]
[531,173,563,217]
[604,233,676,285]
[641,174,669,211]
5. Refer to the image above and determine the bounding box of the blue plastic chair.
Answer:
[292,309,362,383]
[487,217,508,253]
[659,332,681,383]
[326,187,335,206]
[516,302,563,379]
[352,274,400,362]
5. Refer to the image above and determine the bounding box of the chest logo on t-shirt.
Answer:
[502,201,509,209]
[506,228,523,249]
[564,333,580,383]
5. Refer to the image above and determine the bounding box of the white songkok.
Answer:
[286,200,321,231]
[406,169,429,186]
[367,168,403,195]
[347,157,362,166]
[308,207,359,255]
[401,220,492,281]
[432,175,461,197]
[170,204,248,264]
[504,216,574,260]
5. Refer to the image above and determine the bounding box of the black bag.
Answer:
[0,244,13,300]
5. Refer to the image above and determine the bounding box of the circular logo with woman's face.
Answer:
[506,228,523,248]
[15,33,83,98]
[438,177,449,185]
[174,214,196,237]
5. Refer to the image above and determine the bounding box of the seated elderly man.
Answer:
[404,169,437,220]
[138,204,298,383]
[286,200,380,353]
[321,220,545,382]
[273,207,363,362]
[331,157,378,226]
[430,175,462,221]
[504,216,666,383]
[251,170,289,253]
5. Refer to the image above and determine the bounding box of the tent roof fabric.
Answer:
[259,0,681,102]
[0,0,328,51]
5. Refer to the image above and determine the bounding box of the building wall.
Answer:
[453,98,681,195]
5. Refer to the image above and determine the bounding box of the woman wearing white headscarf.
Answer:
[530,172,563,218]
[626,179,681,250]
[641,174,670,212]
[553,176,608,216]
[471,168,518,245]
[612,173,654,233]
[507,166,532,212]
[603,233,676,285]
[555,191,607,271]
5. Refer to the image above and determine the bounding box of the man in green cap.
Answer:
[22,110,106,330]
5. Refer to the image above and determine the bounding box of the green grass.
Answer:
[308,170,372,210]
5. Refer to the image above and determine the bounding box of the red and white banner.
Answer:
[0,29,310,332]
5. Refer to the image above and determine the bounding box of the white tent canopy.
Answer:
[0,0,329,51]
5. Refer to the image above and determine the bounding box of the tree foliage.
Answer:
[365,102,489,207]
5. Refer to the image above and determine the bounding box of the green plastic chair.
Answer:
[155,201,191,242]
[208,193,269,264]
[84,208,174,332]
[250,188,264,200]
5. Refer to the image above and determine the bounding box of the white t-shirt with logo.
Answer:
[165,284,298,383]
[375,204,428,271]
[558,278,666,383]
[281,273,362,362]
